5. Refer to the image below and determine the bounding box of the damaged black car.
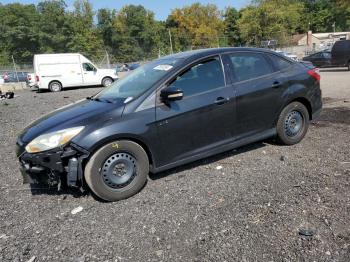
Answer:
[16,48,322,201]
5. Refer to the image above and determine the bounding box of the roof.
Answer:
[160,47,277,61]
[312,32,350,39]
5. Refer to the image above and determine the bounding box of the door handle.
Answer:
[215,97,229,105]
[272,81,281,88]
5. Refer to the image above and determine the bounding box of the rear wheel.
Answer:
[102,77,113,87]
[84,140,149,201]
[49,81,62,92]
[276,102,309,145]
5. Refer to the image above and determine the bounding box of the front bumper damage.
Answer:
[17,142,90,188]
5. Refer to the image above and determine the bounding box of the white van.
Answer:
[34,53,118,92]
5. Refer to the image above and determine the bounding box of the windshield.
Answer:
[95,58,180,102]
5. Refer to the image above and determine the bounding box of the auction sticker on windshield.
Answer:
[153,64,173,71]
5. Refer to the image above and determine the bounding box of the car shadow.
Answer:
[34,85,104,93]
[312,106,350,126]
[27,141,268,201]
[149,141,267,181]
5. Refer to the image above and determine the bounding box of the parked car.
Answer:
[26,73,37,88]
[116,63,141,72]
[0,75,4,84]
[331,40,350,70]
[3,71,28,82]
[34,53,119,92]
[274,50,298,61]
[17,47,322,201]
[302,51,332,67]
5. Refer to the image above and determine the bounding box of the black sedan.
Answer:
[302,51,332,67]
[16,48,322,201]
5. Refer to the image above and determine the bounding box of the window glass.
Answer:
[83,63,95,71]
[323,52,331,58]
[269,54,292,71]
[95,58,180,102]
[169,57,224,96]
[229,53,273,82]
[312,53,322,58]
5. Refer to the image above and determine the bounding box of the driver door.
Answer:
[155,56,236,166]
[82,62,99,85]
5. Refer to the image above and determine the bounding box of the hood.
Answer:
[19,98,125,144]
[99,68,118,76]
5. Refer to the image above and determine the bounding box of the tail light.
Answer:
[307,69,320,82]
[28,75,32,80]
[35,75,39,82]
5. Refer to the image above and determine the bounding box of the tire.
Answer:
[276,102,309,145]
[102,77,113,87]
[84,140,149,201]
[49,81,62,92]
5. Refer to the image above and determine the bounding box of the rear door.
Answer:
[224,52,290,138]
[155,56,236,166]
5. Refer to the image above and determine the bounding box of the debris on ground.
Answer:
[71,206,83,215]
[298,229,314,237]
[27,256,36,262]
[0,90,15,100]
[216,165,223,170]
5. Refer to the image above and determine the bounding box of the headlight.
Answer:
[25,126,84,153]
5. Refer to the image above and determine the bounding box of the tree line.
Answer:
[0,0,349,65]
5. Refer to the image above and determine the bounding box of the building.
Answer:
[297,31,350,51]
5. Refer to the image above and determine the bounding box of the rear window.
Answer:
[228,53,273,82]
[269,54,292,71]
[333,40,350,51]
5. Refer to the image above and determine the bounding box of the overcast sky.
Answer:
[1,0,249,20]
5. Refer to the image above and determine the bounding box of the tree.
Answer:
[111,5,165,62]
[302,0,350,32]
[37,0,67,53]
[97,8,115,48]
[65,0,103,60]
[0,3,40,64]
[238,0,305,46]
[223,7,242,47]
[166,3,224,51]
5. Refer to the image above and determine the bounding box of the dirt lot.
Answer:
[0,70,349,262]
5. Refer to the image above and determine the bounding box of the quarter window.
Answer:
[168,57,225,96]
[228,53,273,82]
[269,54,292,71]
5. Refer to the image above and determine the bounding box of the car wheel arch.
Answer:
[85,135,155,170]
[101,76,113,86]
[48,80,63,89]
[274,96,313,126]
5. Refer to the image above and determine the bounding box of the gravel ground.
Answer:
[0,71,349,261]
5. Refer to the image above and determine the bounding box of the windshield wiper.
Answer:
[86,96,113,103]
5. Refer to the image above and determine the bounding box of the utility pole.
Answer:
[105,50,110,69]
[168,29,173,54]
[332,22,336,43]
[12,55,19,83]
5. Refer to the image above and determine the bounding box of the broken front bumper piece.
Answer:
[17,143,89,187]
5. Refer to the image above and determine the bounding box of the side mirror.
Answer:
[160,87,183,102]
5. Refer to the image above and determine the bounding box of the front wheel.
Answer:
[84,140,149,201]
[102,77,113,87]
[276,102,309,145]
